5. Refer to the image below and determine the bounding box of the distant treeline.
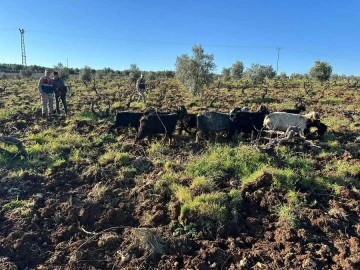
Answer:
[0,63,79,74]
[0,63,175,78]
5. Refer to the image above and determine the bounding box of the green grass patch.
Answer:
[25,130,90,172]
[325,159,360,177]
[275,146,312,174]
[74,111,104,121]
[272,168,299,189]
[277,204,299,229]
[147,142,171,160]
[190,176,215,194]
[88,182,108,202]
[186,144,270,180]
[2,199,28,211]
[179,190,243,226]
[69,148,87,163]
[0,107,17,119]
[98,150,132,166]
[286,190,301,206]
[180,192,228,223]
[0,145,21,167]
[172,184,192,203]
[323,116,352,131]
[115,152,133,166]
[2,199,34,217]
[241,166,272,186]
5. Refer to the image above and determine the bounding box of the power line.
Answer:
[2,28,360,65]
[20,29,275,49]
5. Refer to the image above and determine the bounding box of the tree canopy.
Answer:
[310,61,332,83]
[230,61,244,80]
[243,64,276,84]
[175,45,216,96]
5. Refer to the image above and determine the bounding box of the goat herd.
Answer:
[109,103,328,144]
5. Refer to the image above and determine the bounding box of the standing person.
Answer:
[136,74,146,103]
[52,71,68,116]
[37,69,55,117]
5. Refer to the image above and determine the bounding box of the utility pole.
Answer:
[19,28,27,66]
[276,47,283,74]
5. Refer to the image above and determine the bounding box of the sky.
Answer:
[0,0,360,75]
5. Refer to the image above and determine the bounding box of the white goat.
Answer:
[263,111,319,137]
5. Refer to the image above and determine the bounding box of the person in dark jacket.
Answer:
[136,74,146,103]
[52,71,68,116]
[37,69,55,117]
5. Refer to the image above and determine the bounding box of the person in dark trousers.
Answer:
[136,74,146,103]
[37,69,55,117]
[52,71,68,116]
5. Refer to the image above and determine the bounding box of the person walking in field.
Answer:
[52,71,68,116]
[136,74,146,103]
[37,69,55,117]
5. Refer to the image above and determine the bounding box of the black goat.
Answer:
[135,113,180,144]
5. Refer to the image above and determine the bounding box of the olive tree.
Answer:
[79,66,93,86]
[230,61,244,80]
[175,45,216,96]
[221,67,231,82]
[276,72,288,81]
[309,61,332,84]
[243,64,276,84]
